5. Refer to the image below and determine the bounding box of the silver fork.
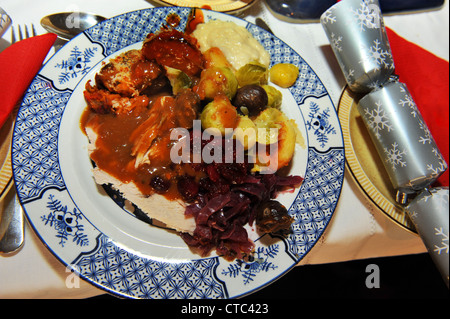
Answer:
[0,24,37,254]
[11,24,37,43]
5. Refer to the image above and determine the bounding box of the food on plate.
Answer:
[262,84,283,109]
[84,49,168,115]
[142,29,205,77]
[200,95,238,134]
[164,66,193,95]
[192,20,270,70]
[269,63,300,88]
[235,62,268,87]
[195,66,238,100]
[203,47,233,69]
[81,16,303,261]
[256,200,293,234]
[233,84,269,117]
[253,108,301,171]
[234,115,258,150]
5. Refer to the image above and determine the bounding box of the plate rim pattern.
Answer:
[11,7,345,299]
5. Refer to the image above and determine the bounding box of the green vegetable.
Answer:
[262,85,282,109]
[235,62,268,87]
[200,96,238,135]
[165,66,192,95]
[197,67,238,101]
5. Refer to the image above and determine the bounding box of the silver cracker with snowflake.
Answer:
[406,188,449,287]
[359,82,447,197]
[350,0,381,32]
[360,39,395,71]
[363,100,394,138]
[384,142,407,170]
[321,0,395,92]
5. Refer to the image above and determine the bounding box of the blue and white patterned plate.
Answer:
[11,7,344,299]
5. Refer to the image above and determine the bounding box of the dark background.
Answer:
[91,253,448,299]
[246,253,448,299]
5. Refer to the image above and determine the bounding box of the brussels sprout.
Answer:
[235,62,268,87]
[262,85,282,109]
[201,95,238,135]
[196,67,238,100]
[165,66,192,95]
[269,63,299,88]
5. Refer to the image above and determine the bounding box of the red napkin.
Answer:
[386,27,449,187]
[0,33,57,127]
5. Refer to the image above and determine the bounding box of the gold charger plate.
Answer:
[338,87,416,233]
[151,0,257,13]
[0,113,14,202]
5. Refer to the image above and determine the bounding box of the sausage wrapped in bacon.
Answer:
[142,29,205,78]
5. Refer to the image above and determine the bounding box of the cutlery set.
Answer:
[0,22,37,254]
[0,11,104,253]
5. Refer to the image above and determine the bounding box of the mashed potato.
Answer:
[192,20,270,70]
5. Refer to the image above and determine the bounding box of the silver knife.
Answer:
[255,17,274,35]
[0,186,24,254]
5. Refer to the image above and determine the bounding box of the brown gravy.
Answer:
[80,93,202,200]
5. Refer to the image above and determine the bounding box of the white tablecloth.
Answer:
[0,0,448,298]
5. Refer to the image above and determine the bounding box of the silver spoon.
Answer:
[40,12,106,41]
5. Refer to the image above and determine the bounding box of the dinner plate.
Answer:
[11,7,344,299]
[338,87,415,233]
[151,0,257,14]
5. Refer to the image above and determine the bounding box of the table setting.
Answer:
[0,0,448,299]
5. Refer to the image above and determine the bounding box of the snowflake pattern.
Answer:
[350,0,380,32]
[366,79,384,91]
[306,102,337,148]
[434,227,449,255]
[399,91,418,117]
[397,90,435,146]
[414,188,449,212]
[55,46,98,84]
[363,101,393,138]
[320,8,336,25]
[41,194,89,247]
[345,68,356,83]
[361,39,394,71]
[361,82,447,181]
[321,0,395,89]
[408,189,449,259]
[384,142,407,170]
[330,32,343,52]
[221,245,279,285]
[427,149,447,175]
[418,120,433,145]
